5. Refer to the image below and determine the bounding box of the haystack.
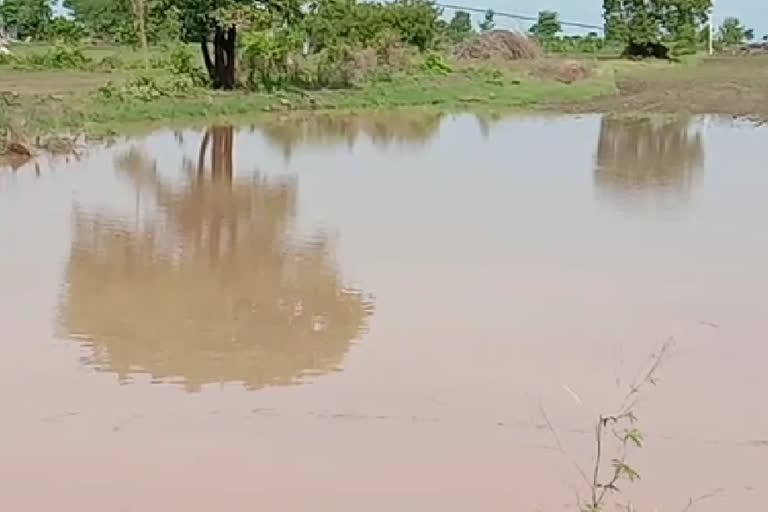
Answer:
[453,30,541,61]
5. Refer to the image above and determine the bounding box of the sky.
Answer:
[450,0,768,35]
[54,1,768,36]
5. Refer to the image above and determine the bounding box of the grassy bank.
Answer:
[0,55,615,138]
[2,45,768,142]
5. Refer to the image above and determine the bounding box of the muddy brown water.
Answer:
[1,114,767,511]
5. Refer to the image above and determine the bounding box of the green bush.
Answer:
[150,55,170,69]
[303,0,441,54]
[168,46,208,86]
[242,27,304,91]
[21,45,91,69]
[46,18,86,44]
[119,76,167,101]
[536,33,610,54]
[96,81,121,100]
[421,52,452,75]
[125,59,149,70]
[94,54,125,71]
[95,74,198,102]
[672,39,698,57]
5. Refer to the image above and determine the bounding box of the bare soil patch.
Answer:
[558,56,768,117]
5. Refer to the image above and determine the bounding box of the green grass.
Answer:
[3,46,768,140]
[7,42,184,63]
[0,57,618,138]
[316,65,616,109]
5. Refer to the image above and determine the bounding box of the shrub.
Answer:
[539,34,607,54]
[21,45,91,69]
[46,18,86,44]
[95,74,198,102]
[421,52,452,74]
[96,81,121,100]
[242,27,303,91]
[168,46,208,86]
[150,55,170,69]
[94,54,125,71]
[122,75,167,101]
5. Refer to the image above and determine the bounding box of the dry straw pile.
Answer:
[453,30,542,61]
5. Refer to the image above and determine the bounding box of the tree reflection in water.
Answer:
[256,112,444,161]
[594,116,705,212]
[59,126,374,392]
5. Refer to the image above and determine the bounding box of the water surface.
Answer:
[1,113,767,511]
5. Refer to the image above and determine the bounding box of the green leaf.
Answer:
[625,428,644,447]
[612,459,641,482]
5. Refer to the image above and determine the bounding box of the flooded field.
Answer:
[1,113,767,511]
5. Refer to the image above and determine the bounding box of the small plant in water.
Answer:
[584,340,672,512]
[542,339,673,512]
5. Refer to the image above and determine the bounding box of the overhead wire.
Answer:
[435,3,604,31]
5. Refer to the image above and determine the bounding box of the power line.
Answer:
[436,3,604,31]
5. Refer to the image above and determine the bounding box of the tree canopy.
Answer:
[0,0,53,39]
[446,9,472,43]
[163,0,443,89]
[718,17,752,45]
[63,0,182,44]
[603,0,712,56]
[478,9,495,33]
[530,10,561,39]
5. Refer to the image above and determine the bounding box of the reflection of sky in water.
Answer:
[2,113,768,405]
[2,113,768,512]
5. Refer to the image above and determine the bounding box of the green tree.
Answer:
[529,10,561,39]
[718,17,748,45]
[478,8,494,32]
[64,0,132,42]
[446,9,472,43]
[46,16,87,43]
[745,28,755,41]
[603,0,711,57]
[0,0,53,40]
[64,0,182,45]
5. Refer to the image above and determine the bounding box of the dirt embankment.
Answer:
[559,56,768,118]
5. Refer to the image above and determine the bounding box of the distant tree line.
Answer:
[0,0,763,92]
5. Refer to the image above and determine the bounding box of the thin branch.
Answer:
[681,488,725,512]
[538,400,591,488]
[619,338,674,413]
[591,417,602,507]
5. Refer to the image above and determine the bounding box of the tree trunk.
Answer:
[201,25,237,90]
[129,0,148,66]
[223,26,237,89]
[201,38,215,83]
